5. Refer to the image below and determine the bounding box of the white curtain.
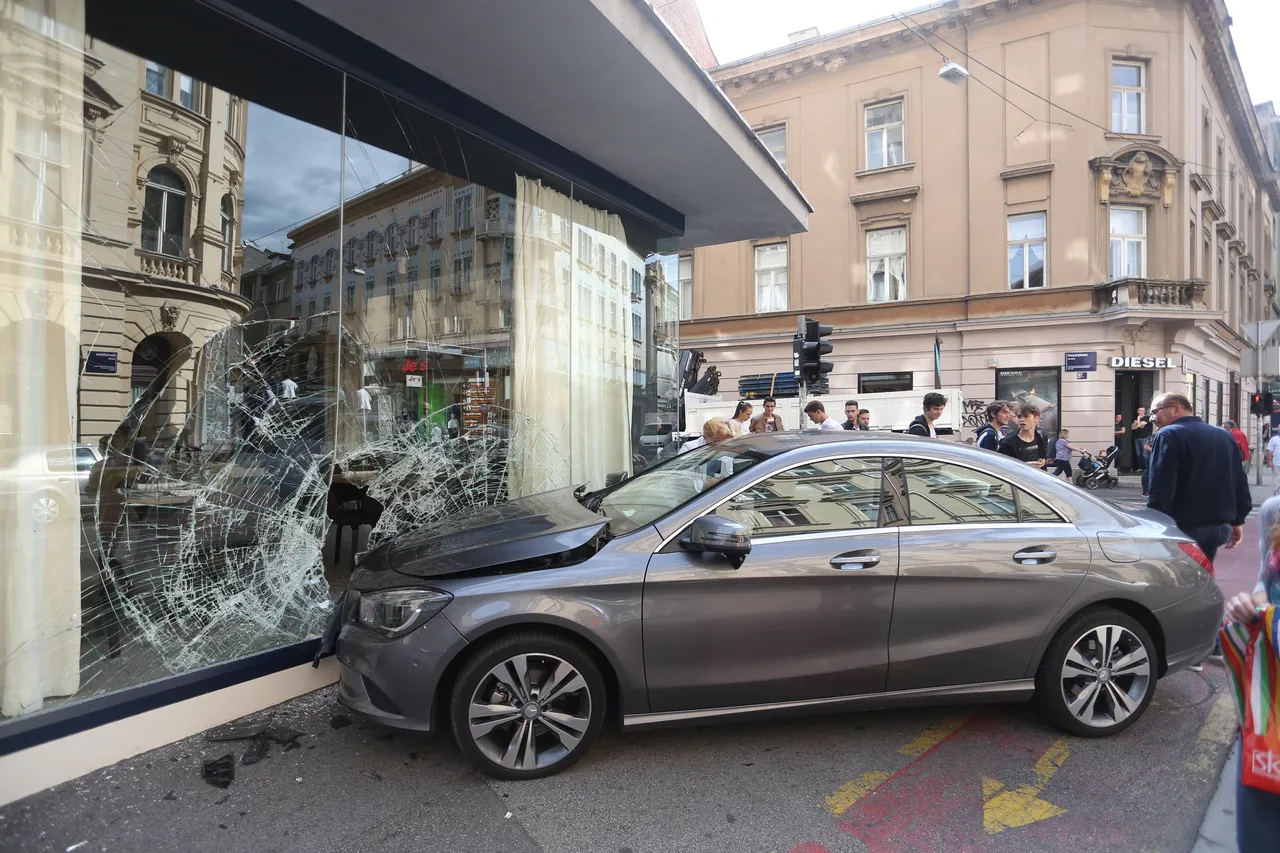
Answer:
[510,177,634,497]
[0,0,86,716]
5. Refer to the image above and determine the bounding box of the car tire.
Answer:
[449,630,606,780]
[1035,607,1156,738]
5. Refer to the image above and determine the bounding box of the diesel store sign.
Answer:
[1111,356,1174,369]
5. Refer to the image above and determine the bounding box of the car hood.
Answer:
[361,487,608,578]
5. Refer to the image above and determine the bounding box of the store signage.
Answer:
[405,375,423,387]
[1064,352,1097,372]
[1110,356,1174,369]
[401,359,429,373]
[84,350,118,374]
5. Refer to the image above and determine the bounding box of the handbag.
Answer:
[1219,606,1280,794]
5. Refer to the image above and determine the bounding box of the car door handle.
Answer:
[831,550,881,570]
[1013,547,1057,565]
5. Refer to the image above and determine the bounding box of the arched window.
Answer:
[142,166,186,257]
[220,195,234,273]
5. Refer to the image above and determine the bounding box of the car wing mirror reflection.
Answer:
[680,515,751,569]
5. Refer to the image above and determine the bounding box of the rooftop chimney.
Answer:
[787,27,819,44]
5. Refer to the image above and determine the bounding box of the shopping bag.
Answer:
[1219,606,1280,794]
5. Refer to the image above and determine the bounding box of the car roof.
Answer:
[723,430,944,455]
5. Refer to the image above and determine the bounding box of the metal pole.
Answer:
[1257,321,1264,487]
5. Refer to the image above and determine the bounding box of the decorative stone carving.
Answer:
[163,135,188,165]
[1090,143,1182,208]
[160,304,181,332]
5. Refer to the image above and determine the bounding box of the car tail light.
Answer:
[1178,542,1215,576]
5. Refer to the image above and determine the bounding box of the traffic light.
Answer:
[795,317,834,384]
[1251,392,1265,416]
[1264,389,1275,416]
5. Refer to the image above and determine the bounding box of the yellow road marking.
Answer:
[1184,694,1238,778]
[981,737,1070,834]
[823,771,891,815]
[896,715,970,757]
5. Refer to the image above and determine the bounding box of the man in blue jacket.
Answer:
[1146,392,1251,560]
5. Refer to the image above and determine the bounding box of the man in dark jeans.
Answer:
[1146,392,1252,669]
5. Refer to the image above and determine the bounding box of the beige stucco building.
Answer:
[683,0,1280,456]
[74,38,251,446]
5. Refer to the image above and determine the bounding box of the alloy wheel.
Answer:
[1059,624,1151,729]
[466,652,593,771]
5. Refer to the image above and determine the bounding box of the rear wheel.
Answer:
[1036,607,1155,737]
[449,631,606,780]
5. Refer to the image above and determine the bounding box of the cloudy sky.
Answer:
[240,106,409,253]
[240,0,1278,250]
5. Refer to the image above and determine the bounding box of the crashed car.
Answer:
[327,432,1222,779]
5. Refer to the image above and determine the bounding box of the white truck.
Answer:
[681,388,967,439]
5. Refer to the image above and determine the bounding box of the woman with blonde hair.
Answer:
[679,417,734,455]
[1222,494,1280,850]
[728,401,753,436]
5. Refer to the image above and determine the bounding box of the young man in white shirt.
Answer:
[803,400,844,430]
[1267,430,1280,494]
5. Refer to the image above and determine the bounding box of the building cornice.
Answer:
[850,185,920,206]
[1000,162,1054,181]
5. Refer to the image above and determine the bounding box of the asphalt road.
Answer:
[1,481,1256,853]
[0,667,1236,853]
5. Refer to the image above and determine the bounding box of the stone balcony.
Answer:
[3,216,79,260]
[137,249,198,284]
[1093,278,1207,313]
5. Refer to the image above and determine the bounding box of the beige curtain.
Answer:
[509,177,635,497]
[0,0,86,716]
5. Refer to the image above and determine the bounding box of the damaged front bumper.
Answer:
[329,589,470,732]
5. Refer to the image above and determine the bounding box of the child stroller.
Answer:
[1074,446,1120,490]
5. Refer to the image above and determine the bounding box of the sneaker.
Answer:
[1189,663,1204,672]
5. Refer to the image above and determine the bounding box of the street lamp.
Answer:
[939,61,970,83]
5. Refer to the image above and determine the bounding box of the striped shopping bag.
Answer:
[1220,606,1280,794]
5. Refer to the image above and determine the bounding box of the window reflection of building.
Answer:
[722,458,883,534]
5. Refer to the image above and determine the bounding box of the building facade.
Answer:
[684,0,1279,458]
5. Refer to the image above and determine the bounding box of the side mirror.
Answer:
[681,515,751,566]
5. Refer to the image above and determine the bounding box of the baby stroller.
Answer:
[1075,446,1120,490]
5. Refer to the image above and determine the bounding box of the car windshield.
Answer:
[597,444,765,536]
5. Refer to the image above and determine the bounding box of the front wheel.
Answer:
[1035,607,1156,737]
[450,631,606,780]
[1084,476,1100,491]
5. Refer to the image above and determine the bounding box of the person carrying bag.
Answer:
[1219,495,1280,850]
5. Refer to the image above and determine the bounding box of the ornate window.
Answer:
[141,166,186,256]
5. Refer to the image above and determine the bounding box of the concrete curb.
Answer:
[1191,741,1238,852]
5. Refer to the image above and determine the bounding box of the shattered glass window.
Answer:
[0,3,682,727]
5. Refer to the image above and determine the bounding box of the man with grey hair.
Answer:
[1147,392,1251,560]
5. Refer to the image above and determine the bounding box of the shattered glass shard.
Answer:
[202,755,235,789]
[241,735,270,765]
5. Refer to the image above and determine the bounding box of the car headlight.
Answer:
[356,589,452,638]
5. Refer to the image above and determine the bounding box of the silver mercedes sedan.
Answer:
[330,432,1223,779]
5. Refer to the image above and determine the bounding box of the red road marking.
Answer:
[836,715,1078,852]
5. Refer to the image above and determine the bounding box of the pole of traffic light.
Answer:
[796,315,808,417]
[1257,321,1263,487]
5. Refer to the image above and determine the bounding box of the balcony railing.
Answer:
[138,249,196,284]
[5,217,78,259]
[1095,278,1207,312]
[475,218,514,240]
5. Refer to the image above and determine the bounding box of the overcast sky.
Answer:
[241,106,409,253]
[696,0,1278,105]
[241,0,1278,251]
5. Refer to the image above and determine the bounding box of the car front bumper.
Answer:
[1155,576,1225,674]
[335,611,469,732]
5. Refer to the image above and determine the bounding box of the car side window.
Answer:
[717,457,884,537]
[1016,488,1062,523]
[45,449,75,473]
[900,458,1019,525]
[75,447,98,471]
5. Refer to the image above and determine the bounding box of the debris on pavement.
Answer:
[214,795,230,806]
[241,735,270,765]
[162,791,177,801]
[361,771,382,782]
[330,714,352,729]
[66,843,88,852]
[201,755,235,789]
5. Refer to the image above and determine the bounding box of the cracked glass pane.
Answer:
[0,3,679,727]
